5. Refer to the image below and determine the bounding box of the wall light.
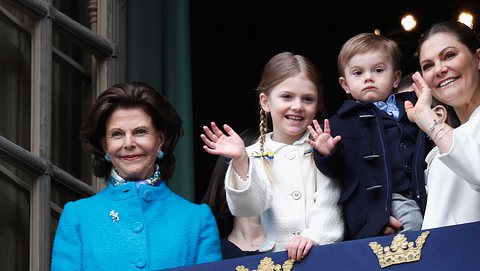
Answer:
[458,12,474,28]
[401,14,417,31]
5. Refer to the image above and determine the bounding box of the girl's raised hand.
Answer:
[307,119,341,156]
[201,122,246,160]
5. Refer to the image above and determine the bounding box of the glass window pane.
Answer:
[52,20,93,184]
[52,59,93,184]
[51,178,86,211]
[50,209,59,255]
[0,168,31,271]
[0,9,31,149]
[53,0,91,29]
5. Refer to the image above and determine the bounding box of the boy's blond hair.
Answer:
[337,33,402,77]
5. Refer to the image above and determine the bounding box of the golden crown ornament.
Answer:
[235,257,295,271]
[369,231,430,268]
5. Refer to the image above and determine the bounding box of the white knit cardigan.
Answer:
[225,132,344,252]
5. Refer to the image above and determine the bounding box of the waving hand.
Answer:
[307,119,341,156]
[201,122,247,160]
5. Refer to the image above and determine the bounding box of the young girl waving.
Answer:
[201,52,344,261]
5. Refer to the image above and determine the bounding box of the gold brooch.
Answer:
[235,257,295,271]
[369,231,430,268]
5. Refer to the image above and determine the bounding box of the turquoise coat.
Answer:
[51,181,221,270]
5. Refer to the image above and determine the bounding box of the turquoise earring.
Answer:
[104,152,111,162]
[157,150,164,160]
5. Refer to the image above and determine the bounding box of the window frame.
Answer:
[0,0,125,270]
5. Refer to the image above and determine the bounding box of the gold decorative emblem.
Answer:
[369,231,430,268]
[235,257,295,271]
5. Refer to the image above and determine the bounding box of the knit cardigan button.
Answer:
[291,191,302,200]
[285,150,296,160]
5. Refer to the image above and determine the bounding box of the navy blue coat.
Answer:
[314,92,429,240]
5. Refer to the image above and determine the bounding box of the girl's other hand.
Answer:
[286,235,316,262]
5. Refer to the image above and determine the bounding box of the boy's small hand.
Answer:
[307,119,341,156]
[382,216,404,235]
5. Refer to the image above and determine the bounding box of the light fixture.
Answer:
[458,12,474,28]
[401,14,417,31]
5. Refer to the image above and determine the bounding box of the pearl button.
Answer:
[286,150,296,159]
[291,191,301,200]
[294,229,302,236]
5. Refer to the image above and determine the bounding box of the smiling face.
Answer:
[339,49,401,103]
[103,107,164,180]
[260,73,318,144]
[419,32,480,109]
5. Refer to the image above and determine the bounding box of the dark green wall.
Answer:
[126,0,194,201]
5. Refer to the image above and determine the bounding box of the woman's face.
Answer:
[419,32,480,108]
[103,107,164,180]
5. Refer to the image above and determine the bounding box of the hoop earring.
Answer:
[104,152,111,162]
[157,150,164,160]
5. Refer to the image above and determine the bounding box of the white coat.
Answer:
[225,132,344,252]
[422,106,480,229]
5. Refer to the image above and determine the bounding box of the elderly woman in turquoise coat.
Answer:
[51,82,221,270]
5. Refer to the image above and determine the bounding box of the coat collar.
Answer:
[336,94,410,120]
[258,131,310,154]
[103,180,172,201]
[336,99,369,116]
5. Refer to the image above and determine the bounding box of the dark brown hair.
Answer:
[79,82,183,180]
[416,20,480,58]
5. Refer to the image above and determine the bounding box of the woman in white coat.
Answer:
[404,20,480,229]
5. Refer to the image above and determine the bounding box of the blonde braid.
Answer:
[259,108,268,154]
[259,108,274,182]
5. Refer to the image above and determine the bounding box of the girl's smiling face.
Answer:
[260,73,318,144]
